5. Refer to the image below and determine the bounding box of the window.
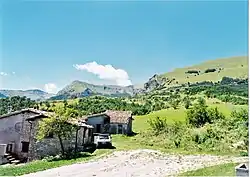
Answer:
[21,142,29,153]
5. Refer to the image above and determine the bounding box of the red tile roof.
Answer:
[105,110,132,124]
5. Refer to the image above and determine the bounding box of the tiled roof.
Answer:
[83,110,133,124]
[105,110,132,124]
[0,108,50,120]
[69,119,94,128]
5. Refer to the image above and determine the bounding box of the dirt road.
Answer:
[21,149,248,177]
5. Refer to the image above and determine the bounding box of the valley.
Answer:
[0,56,248,176]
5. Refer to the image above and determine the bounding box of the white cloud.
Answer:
[73,62,132,86]
[12,72,16,75]
[44,83,58,94]
[0,72,7,76]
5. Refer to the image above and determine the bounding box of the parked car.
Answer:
[93,133,112,148]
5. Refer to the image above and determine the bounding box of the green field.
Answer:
[134,102,248,133]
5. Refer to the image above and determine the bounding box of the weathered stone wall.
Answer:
[28,120,93,161]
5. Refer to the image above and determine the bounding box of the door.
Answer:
[6,144,13,153]
[96,124,101,133]
[118,124,123,134]
[21,142,29,153]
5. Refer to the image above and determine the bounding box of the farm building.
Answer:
[84,110,133,135]
[0,108,94,164]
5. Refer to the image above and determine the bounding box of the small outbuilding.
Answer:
[84,110,133,135]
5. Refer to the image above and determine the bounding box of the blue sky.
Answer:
[0,0,248,93]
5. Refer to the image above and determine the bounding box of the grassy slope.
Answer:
[160,56,248,86]
[111,101,248,157]
[134,102,248,132]
[178,163,238,176]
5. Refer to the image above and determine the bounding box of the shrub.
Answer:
[147,117,167,134]
[183,96,192,109]
[186,98,225,127]
[204,68,216,73]
[169,99,180,109]
[185,70,199,74]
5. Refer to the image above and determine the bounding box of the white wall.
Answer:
[86,116,105,125]
[86,115,105,133]
[0,112,37,155]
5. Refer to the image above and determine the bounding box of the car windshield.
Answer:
[99,135,109,139]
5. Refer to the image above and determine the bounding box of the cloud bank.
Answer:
[0,72,7,76]
[44,83,58,94]
[73,62,132,86]
[0,71,16,76]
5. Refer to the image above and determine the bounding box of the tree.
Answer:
[0,96,36,115]
[183,96,191,109]
[63,100,68,108]
[170,99,180,109]
[186,98,225,127]
[37,106,76,156]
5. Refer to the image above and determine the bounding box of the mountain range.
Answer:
[0,56,248,100]
[0,89,54,100]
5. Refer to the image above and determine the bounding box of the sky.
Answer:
[0,0,248,93]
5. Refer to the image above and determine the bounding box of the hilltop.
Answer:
[0,56,248,100]
[49,80,140,100]
[144,56,248,91]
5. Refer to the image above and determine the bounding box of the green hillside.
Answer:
[160,56,248,86]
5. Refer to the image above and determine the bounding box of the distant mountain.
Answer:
[144,56,248,92]
[0,89,54,100]
[50,80,142,100]
[0,93,7,98]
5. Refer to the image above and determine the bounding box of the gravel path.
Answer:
[21,149,248,177]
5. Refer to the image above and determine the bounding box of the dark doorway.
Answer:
[96,124,101,133]
[118,124,123,134]
[6,144,13,153]
[21,142,30,153]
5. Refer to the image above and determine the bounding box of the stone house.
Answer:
[0,108,94,162]
[84,110,133,135]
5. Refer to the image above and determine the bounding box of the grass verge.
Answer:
[0,149,112,176]
[178,163,238,176]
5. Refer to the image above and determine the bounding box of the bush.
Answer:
[183,96,192,109]
[186,98,225,127]
[145,106,248,153]
[204,68,216,73]
[185,70,199,74]
[147,117,167,134]
[169,99,180,109]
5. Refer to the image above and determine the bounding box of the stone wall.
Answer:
[0,156,8,165]
[28,119,93,161]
